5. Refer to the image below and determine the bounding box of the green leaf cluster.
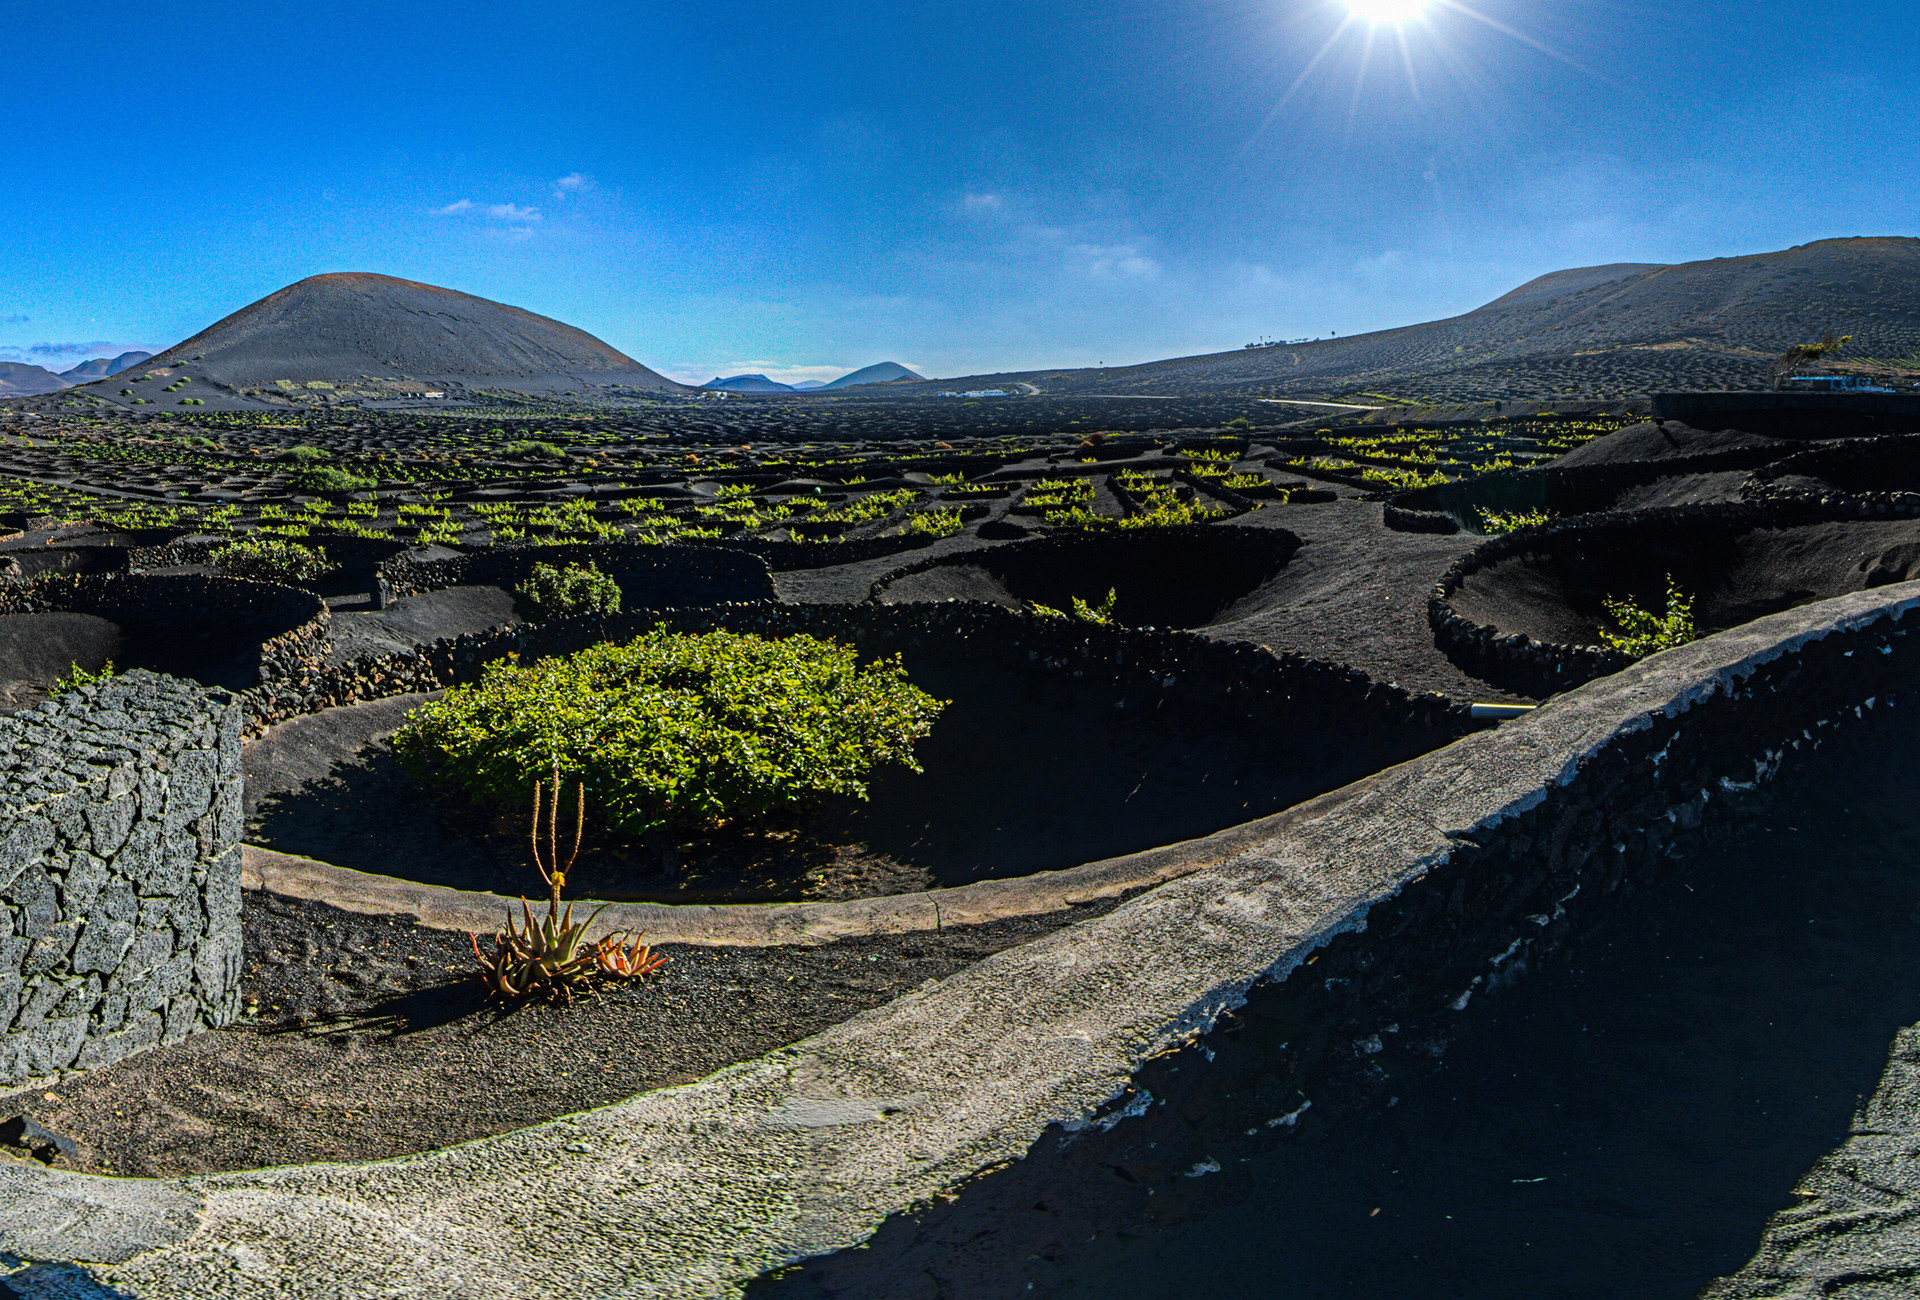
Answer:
[1598,575,1697,658]
[1476,507,1553,534]
[208,536,328,584]
[51,659,114,696]
[514,561,623,621]
[289,463,378,493]
[392,631,948,837]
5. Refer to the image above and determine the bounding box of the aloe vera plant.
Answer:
[470,769,667,1003]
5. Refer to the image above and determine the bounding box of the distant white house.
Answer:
[937,389,1012,398]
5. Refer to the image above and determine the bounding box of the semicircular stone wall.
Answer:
[1430,497,1920,695]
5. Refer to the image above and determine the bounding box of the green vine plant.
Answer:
[50,660,114,696]
[1029,588,1118,623]
[469,769,667,1004]
[1476,507,1554,534]
[1597,575,1698,658]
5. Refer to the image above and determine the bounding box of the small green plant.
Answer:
[209,536,328,584]
[1476,507,1554,534]
[51,660,114,696]
[289,464,377,493]
[394,631,946,838]
[505,440,566,459]
[514,561,623,621]
[1598,575,1697,658]
[1029,587,1118,623]
[282,444,329,462]
[902,507,963,538]
[469,770,667,1004]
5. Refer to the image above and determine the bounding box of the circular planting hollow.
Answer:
[376,540,776,608]
[1433,501,1920,694]
[1384,448,1785,535]
[1747,432,1920,505]
[246,603,1462,906]
[0,571,327,697]
[871,524,1302,629]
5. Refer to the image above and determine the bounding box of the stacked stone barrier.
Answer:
[1742,431,1920,513]
[249,598,1472,748]
[1429,497,1920,696]
[0,671,243,1085]
[1383,444,1789,535]
[776,581,1920,1296]
[373,540,775,606]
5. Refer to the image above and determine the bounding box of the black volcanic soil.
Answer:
[7,889,1128,1178]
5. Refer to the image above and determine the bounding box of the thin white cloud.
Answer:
[1067,243,1162,282]
[434,199,474,215]
[963,192,1002,212]
[553,173,590,198]
[487,203,542,222]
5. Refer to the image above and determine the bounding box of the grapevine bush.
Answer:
[393,630,947,836]
[514,561,622,621]
[209,536,328,584]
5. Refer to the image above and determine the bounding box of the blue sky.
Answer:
[4,0,1916,384]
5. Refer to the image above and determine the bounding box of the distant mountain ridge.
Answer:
[59,351,152,382]
[0,362,68,396]
[821,362,924,389]
[880,236,1920,403]
[702,374,797,393]
[699,362,927,394]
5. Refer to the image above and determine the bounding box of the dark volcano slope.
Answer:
[67,273,687,408]
[887,236,1920,402]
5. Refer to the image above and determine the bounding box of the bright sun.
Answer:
[1346,0,1428,22]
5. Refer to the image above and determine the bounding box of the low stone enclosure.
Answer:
[1382,445,1782,534]
[1429,497,1920,696]
[869,524,1302,628]
[0,559,1917,1293]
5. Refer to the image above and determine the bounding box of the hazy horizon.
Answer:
[5,0,1917,386]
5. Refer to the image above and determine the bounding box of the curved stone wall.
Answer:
[1743,431,1920,513]
[253,598,1472,744]
[374,540,775,606]
[1384,445,1784,534]
[0,572,330,704]
[1428,498,1920,695]
[0,672,243,1086]
[870,524,1303,629]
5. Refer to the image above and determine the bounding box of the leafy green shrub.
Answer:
[514,562,622,620]
[282,444,329,462]
[505,440,566,459]
[1598,575,1697,658]
[209,536,328,584]
[288,463,378,493]
[393,631,947,837]
[1476,507,1553,534]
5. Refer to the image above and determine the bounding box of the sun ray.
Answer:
[1247,11,1361,147]
[1347,23,1380,138]
[1432,0,1625,89]
[1394,24,1425,104]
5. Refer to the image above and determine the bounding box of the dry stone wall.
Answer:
[0,671,243,1085]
